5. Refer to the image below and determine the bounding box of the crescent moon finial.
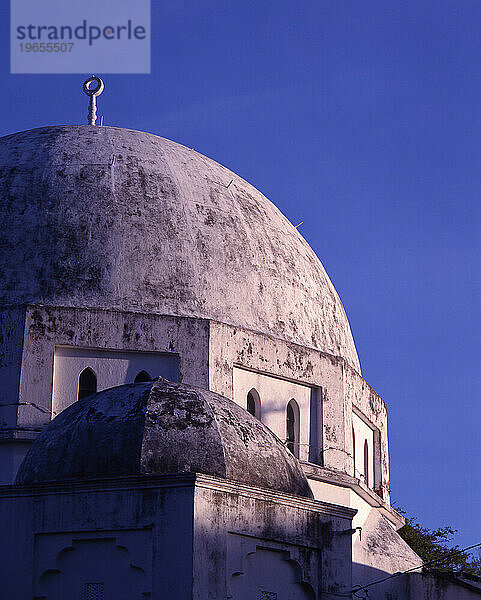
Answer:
[83,76,104,125]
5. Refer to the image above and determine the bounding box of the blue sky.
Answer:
[1,1,480,550]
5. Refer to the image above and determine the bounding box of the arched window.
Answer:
[364,439,369,487]
[286,399,300,458]
[78,367,97,401]
[246,388,261,419]
[352,427,356,477]
[134,370,152,383]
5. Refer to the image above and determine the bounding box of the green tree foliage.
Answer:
[396,509,481,576]
[471,550,481,575]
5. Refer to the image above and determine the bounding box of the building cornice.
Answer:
[0,472,356,520]
[194,473,357,519]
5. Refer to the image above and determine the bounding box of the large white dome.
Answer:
[0,125,360,371]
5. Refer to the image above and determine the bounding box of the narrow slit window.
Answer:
[364,439,369,487]
[352,427,356,477]
[78,367,97,401]
[134,370,152,383]
[286,399,300,458]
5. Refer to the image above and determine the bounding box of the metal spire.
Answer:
[83,75,104,126]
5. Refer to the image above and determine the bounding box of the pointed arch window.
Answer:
[78,367,97,401]
[246,388,261,419]
[286,399,300,458]
[364,439,369,487]
[134,370,152,383]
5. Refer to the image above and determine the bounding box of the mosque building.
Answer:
[0,78,479,599]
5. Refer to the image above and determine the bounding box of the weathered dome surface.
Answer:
[0,125,359,371]
[15,378,313,498]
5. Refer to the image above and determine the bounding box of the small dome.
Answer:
[0,125,360,371]
[15,378,313,498]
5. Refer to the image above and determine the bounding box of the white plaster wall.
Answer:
[349,489,376,533]
[18,307,210,429]
[306,476,421,597]
[232,367,313,461]
[194,477,355,600]
[52,346,179,416]
[352,411,375,488]
[307,478,352,507]
[0,476,195,600]
[407,572,481,599]
[210,322,364,474]
[0,441,31,485]
[350,491,422,599]
[343,365,390,503]
[307,477,395,534]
